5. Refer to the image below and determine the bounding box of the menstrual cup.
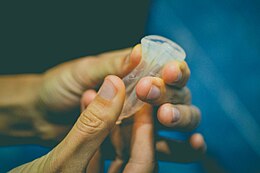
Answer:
[117,35,186,123]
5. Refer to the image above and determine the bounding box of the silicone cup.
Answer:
[117,35,186,124]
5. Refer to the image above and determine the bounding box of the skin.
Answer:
[81,46,205,172]
[10,76,156,173]
[0,45,206,172]
[82,89,205,173]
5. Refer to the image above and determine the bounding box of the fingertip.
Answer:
[190,133,206,152]
[105,75,125,93]
[96,75,125,102]
[77,76,126,136]
[136,77,152,100]
[157,103,175,127]
[162,61,182,85]
[130,44,142,65]
[131,44,142,56]
[136,77,165,105]
[81,90,97,108]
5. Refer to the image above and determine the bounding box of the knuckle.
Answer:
[173,105,200,132]
[166,87,191,104]
[188,106,201,130]
[76,104,107,135]
[167,94,179,104]
[72,57,99,87]
[183,87,191,104]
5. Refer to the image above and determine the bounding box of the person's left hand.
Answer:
[31,46,142,145]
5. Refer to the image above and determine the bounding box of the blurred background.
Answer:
[0,0,260,173]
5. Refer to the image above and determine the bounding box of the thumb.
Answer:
[75,44,142,88]
[49,75,125,172]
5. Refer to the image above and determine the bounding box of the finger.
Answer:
[136,76,191,105]
[81,90,102,173]
[156,133,206,162]
[190,133,207,152]
[49,75,125,172]
[123,104,156,173]
[81,89,97,111]
[161,61,190,88]
[108,124,132,173]
[157,104,201,131]
[85,149,104,173]
[74,44,142,88]
[107,158,126,173]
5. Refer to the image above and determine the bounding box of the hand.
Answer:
[32,46,142,145]
[81,46,206,172]
[135,58,207,162]
[80,90,156,173]
[33,42,204,154]
[10,76,155,173]
[82,91,205,173]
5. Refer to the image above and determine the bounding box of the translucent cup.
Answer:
[117,35,186,124]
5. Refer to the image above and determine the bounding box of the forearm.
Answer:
[9,152,51,173]
[0,74,43,145]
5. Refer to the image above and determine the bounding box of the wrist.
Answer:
[0,74,44,145]
[9,151,52,173]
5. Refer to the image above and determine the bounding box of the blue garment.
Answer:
[147,0,260,172]
[0,145,50,172]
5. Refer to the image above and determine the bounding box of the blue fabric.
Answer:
[0,145,50,173]
[147,0,260,172]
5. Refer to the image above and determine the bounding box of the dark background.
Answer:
[0,1,149,171]
[0,0,150,74]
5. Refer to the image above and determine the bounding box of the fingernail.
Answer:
[147,85,161,100]
[172,108,180,123]
[175,71,182,82]
[98,79,117,100]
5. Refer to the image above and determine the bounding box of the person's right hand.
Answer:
[10,75,156,173]
[79,46,206,172]
[82,89,206,173]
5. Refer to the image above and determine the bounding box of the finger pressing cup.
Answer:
[135,76,191,105]
[161,60,191,88]
[48,75,126,172]
[118,35,186,123]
